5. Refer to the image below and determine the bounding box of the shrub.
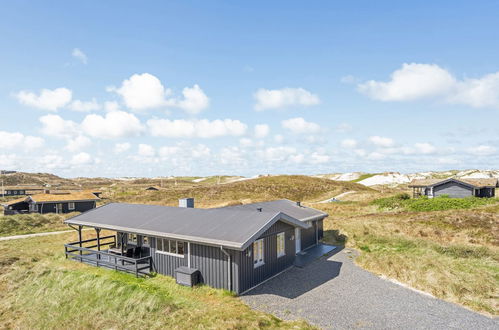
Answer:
[371,195,498,212]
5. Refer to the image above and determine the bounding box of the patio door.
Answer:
[56,203,63,213]
[295,227,301,254]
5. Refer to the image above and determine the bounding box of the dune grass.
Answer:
[0,231,313,329]
[316,201,499,315]
[371,194,498,212]
[109,175,372,207]
[0,212,76,237]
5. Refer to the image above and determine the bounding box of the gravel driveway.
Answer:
[241,248,498,329]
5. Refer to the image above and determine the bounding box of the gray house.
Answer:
[63,199,328,294]
[409,178,498,198]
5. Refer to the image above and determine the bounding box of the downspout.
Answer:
[220,246,232,292]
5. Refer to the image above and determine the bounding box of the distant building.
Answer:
[408,178,498,198]
[0,185,45,197]
[2,191,100,215]
[0,170,17,175]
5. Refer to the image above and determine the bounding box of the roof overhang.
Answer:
[64,209,310,251]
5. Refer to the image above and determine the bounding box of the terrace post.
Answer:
[78,225,83,261]
[96,228,101,260]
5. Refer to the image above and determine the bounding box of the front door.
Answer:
[295,227,301,254]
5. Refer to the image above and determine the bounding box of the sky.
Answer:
[1,1,498,178]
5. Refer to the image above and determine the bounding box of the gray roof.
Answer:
[220,199,328,222]
[65,202,311,250]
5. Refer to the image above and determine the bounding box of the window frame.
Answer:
[128,233,138,244]
[155,238,186,258]
[68,202,75,210]
[277,232,285,258]
[253,239,264,268]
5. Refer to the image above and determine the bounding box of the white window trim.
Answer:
[277,232,285,258]
[155,250,185,258]
[68,202,75,210]
[253,239,265,268]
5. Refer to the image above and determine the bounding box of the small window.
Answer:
[68,202,75,210]
[253,239,264,268]
[143,236,149,246]
[129,233,138,244]
[277,232,285,258]
[156,238,186,257]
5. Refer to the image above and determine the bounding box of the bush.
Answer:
[371,195,497,212]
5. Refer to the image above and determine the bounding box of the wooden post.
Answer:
[96,228,101,261]
[121,233,125,266]
[78,226,83,261]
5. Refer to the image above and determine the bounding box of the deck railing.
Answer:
[64,235,152,277]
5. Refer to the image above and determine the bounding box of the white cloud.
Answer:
[39,114,79,138]
[449,72,499,108]
[336,123,352,133]
[414,142,437,154]
[254,87,320,110]
[66,135,91,152]
[38,154,67,170]
[259,146,297,162]
[114,142,131,154]
[358,63,499,109]
[110,73,209,113]
[239,138,254,147]
[341,138,358,149]
[254,124,270,138]
[71,152,92,165]
[219,146,246,165]
[147,118,247,138]
[468,145,496,156]
[274,134,284,144]
[354,149,367,157]
[138,144,155,157]
[176,84,210,114]
[367,152,386,160]
[281,117,321,134]
[104,101,120,112]
[72,48,88,64]
[0,131,44,150]
[0,154,19,168]
[358,63,455,101]
[81,111,143,139]
[309,152,330,164]
[112,73,170,111]
[69,98,100,112]
[15,88,72,111]
[158,145,179,157]
[368,135,395,147]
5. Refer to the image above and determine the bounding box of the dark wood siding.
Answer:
[235,221,296,294]
[434,181,473,198]
[317,219,324,241]
[149,237,187,276]
[38,201,96,214]
[301,220,318,250]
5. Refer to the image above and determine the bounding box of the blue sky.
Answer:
[1,1,498,177]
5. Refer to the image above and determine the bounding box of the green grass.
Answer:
[371,194,499,212]
[0,232,313,329]
[350,173,379,183]
[0,213,76,237]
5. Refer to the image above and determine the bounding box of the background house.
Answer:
[409,178,498,198]
[2,191,100,215]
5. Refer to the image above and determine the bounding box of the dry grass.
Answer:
[0,231,314,329]
[314,200,499,315]
[108,175,373,207]
[0,212,76,237]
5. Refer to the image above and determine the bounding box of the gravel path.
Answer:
[241,248,498,329]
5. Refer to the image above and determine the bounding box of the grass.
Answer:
[350,173,378,183]
[108,175,373,207]
[0,231,313,329]
[316,199,499,315]
[372,193,498,212]
[0,212,76,237]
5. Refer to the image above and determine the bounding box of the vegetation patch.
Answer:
[0,213,76,237]
[371,194,498,212]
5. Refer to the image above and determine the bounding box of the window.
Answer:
[156,238,186,257]
[143,236,150,246]
[253,239,264,267]
[68,202,75,210]
[277,232,285,258]
[129,233,138,244]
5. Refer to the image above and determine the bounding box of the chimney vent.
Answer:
[257,207,263,212]
[179,198,195,208]
[296,201,301,207]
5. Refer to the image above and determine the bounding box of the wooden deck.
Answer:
[64,235,152,277]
